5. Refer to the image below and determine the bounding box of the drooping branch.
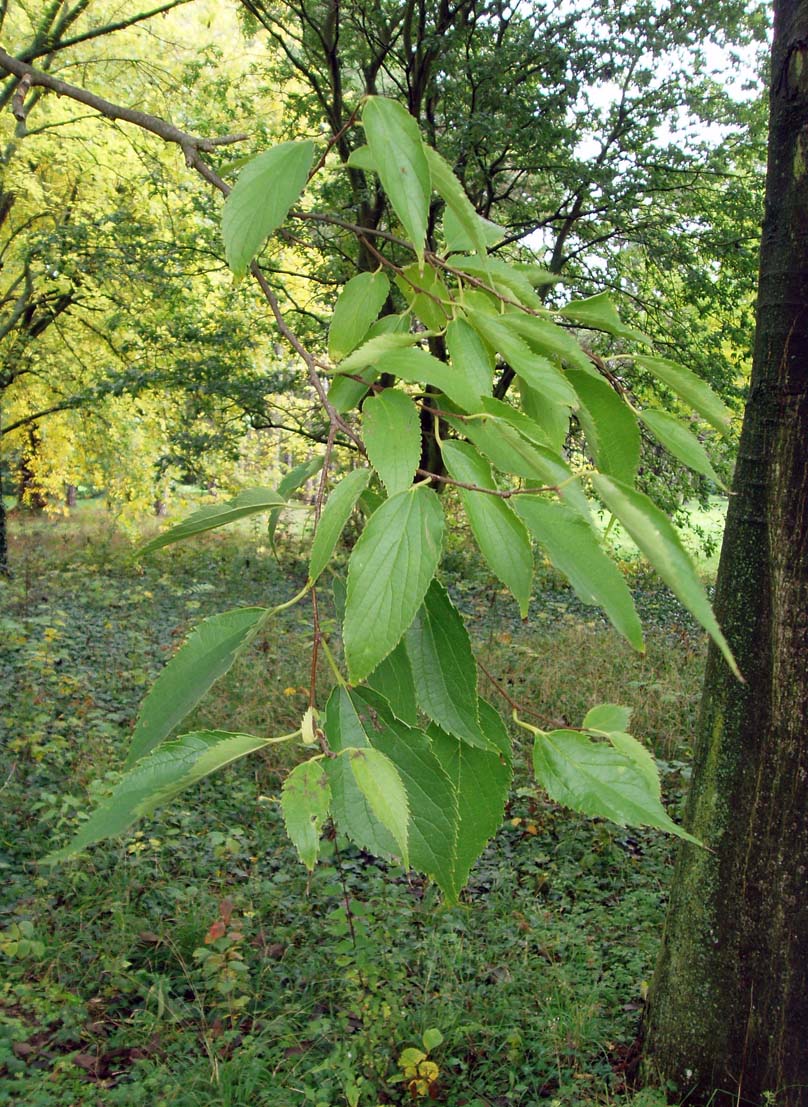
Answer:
[0,49,247,162]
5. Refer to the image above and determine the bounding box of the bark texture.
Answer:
[643,2,808,1103]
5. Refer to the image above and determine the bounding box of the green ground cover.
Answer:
[0,511,712,1107]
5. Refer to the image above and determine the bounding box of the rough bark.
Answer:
[643,3,808,1103]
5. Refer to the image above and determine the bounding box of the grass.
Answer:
[0,509,713,1106]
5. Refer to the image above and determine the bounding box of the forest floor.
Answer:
[0,507,716,1107]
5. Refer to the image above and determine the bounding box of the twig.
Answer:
[416,468,557,498]
[309,426,337,707]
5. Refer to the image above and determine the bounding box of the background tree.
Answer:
[643,1,808,1102]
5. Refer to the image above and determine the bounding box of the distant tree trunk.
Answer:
[65,484,78,508]
[643,3,808,1103]
[153,498,167,517]
[0,473,8,577]
[17,425,47,511]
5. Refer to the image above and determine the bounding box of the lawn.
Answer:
[0,507,715,1107]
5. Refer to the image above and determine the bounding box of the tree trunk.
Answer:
[65,484,78,508]
[642,3,808,1103]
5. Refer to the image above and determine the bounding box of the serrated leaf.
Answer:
[445,318,494,400]
[443,207,504,253]
[363,97,430,263]
[362,389,421,495]
[222,141,314,277]
[517,377,571,452]
[441,440,533,617]
[396,263,453,331]
[347,746,409,865]
[328,314,410,413]
[559,292,650,344]
[268,456,325,554]
[425,146,491,259]
[140,488,289,554]
[454,256,543,309]
[126,608,267,767]
[334,330,425,375]
[503,311,596,374]
[634,355,733,435]
[344,486,444,681]
[478,397,550,447]
[405,580,490,748]
[45,731,270,862]
[469,312,577,410]
[374,347,485,414]
[324,687,398,859]
[639,409,726,488]
[533,728,698,842]
[281,760,331,870]
[430,699,511,895]
[513,497,644,651]
[592,474,740,678]
[567,369,640,486]
[583,703,634,734]
[367,640,419,725]
[607,731,661,799]
[329,271,391,362]
[353,689,459,899]
[308,468,371,585]
[512,263,563,287]
[445,411,589,520]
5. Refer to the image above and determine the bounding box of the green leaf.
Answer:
[425,146,491,258]
[328,314,410,413]
[559,292,650,344]
[512,263,563,287]
[346,746,410,865]
[308,468,371,585]
[502,311,596,374]
[281,759,331,870]
[367,640,419,725]
[140,488,289,554]
[478,397,550,447]
[607,731,662,800]
[346,144,376,171]
[634,355,733,435]
[328,271,391,362]
[454,256,543,309]
[583,704,634,734]
[324,687,398,860]
[445,318,494,400]
[443,207,504,253]
[567,370,640,486]
[363,97,431,263]
[334,330,425,375]
[268,456,325,554]
[395,263,453,331]
[423,1028,444,1052]
[513,497,644,651]
[446,411,590,520]
[222,141,314,277]
[639,409,725,488]
[441,440,533,617]
[430,699,512,895]
[45,731,271,862]
[533,728,698,843]
[469,312,577,410]
[126,608,267,767]
[405,580,490,748]
[374,347,486,414]
[517,379,570,453]
[362,389,421,495]
[353,689,459,899]
[344,486,444,681]
[592,474,740,678]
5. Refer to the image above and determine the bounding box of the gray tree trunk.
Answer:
[642,3,808,1103]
